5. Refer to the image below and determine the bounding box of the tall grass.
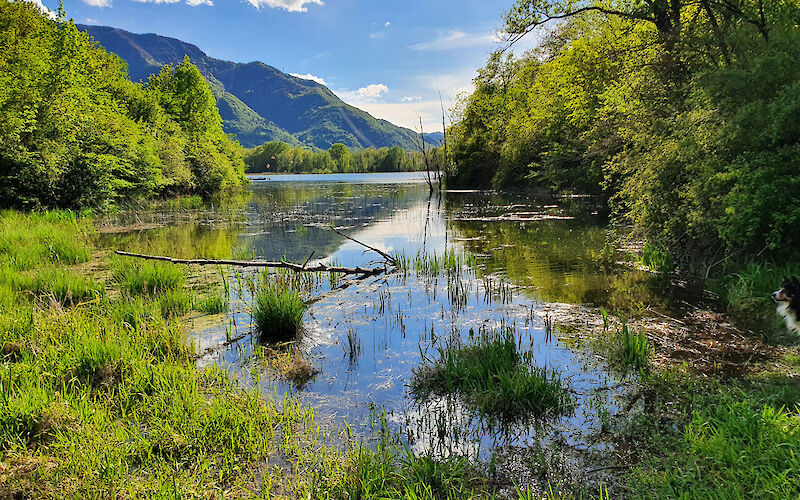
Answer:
[252,287,307,340]
[0,210,92,270]
[112,259,186,296]
[619,321,651,372]
[411,329,574,422]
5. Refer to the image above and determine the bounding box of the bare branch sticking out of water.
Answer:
[329,225,397,266]
[113,251,391,277]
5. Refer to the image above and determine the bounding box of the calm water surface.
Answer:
[99,173,679,464]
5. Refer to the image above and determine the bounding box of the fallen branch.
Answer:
[113,251,389,276]
[330,226,397,266]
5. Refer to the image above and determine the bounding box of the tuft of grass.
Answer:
[720,259,800,313]
[195,290,229,314]
[21,268,104,306]
[157,289,193,318]
[112,259,186,296]
[411,329,574,422]
[252,287,307,341]
[618,321,651,372]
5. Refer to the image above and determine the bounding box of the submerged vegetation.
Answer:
[412,328,574,422]
[0,1,246,209]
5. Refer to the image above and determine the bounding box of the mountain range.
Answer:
[78,24,430,150]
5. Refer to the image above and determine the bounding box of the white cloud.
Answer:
[84,17,100,22]
[246,0,322,12]
[357,83,388,98]
[83,0,111,6]
[384,21,391,27]
[410,30,501,52]
[401,96,422,103]
[290,73,327,86]
[20,0,55,18]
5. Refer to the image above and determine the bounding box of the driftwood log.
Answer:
[114,251,390,276]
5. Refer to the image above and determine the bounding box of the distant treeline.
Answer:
[243,142,444,174]
[449,0,800,263]
[0,1,246,209]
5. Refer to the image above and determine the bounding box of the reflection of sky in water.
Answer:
[100,175,640,462]
[186,178,629,460]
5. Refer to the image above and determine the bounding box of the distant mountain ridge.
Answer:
[79,24,421,150]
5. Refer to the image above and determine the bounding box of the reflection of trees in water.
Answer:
[449,218,669,312]
[244,182,433,262]
[98,223,245,260]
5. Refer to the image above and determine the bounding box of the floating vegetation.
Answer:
[253,343,318,388]
[411,328,574,423]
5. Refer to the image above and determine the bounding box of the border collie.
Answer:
[773,277,800,335]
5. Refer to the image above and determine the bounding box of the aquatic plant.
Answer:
[158,289,193,318]
[196,290,229,314]
[252,287,307,340]
[411,328,574,422]
[619,321,651,372]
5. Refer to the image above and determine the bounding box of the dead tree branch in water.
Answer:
[113,251,390,276]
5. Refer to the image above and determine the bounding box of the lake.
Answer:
[98,173,683,482]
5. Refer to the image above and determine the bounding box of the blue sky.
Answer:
[32,0,538,132]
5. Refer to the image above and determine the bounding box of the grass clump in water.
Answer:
[195,289,229,314]
[618,321,651,372]
[411,329,574,422]
[112,259,186,296]
[252,287,307,341]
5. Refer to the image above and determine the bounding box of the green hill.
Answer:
[79,25,420,150]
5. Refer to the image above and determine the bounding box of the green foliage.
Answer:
[450,0,800,262]
[411,328,574,422]
[252,287,307,340]
[243,140,433,174]
[618,321,651,372]
[0,2,245,209]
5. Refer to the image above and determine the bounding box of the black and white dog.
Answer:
[773,277,800,335]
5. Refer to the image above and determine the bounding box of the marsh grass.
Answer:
[411,329,574,422]
[625,370,800,499]
[157,289,193,318]
[722,260,800,309]
[252,287,307,341]
[195,289,229,314]
[618,321,651,372]
[112,259,186,296]
[0,210,92,270]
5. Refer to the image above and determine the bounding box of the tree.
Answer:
[328,143,351,172]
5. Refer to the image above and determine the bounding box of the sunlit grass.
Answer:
[411,328,574,422]
[252,287,307,341]
[112,258,186,296]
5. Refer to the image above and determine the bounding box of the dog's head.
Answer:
[773,277,800,305]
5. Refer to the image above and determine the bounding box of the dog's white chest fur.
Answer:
[777,303,800,334]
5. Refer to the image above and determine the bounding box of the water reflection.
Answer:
[97,174,674,464]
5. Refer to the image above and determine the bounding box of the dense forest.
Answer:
[450,0,800,265]
[244,141,444,174]
[0,1,247,209]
